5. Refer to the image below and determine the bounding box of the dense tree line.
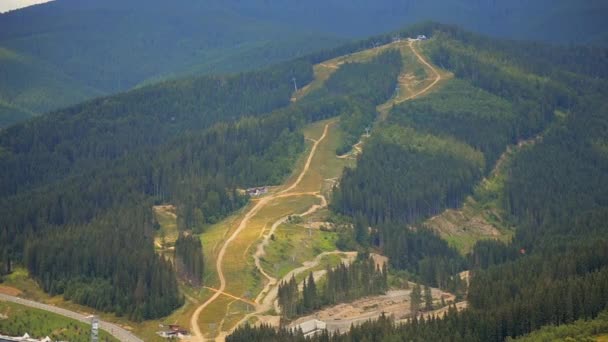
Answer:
[330,21,599,293]
[503,95,608,249]
[417,22,608,81]
[0,59,312,197]
[227,22,608,342]
[0,107,305,318]
[278,255,388,319]
[323,50,402,104]
[511,309,608,342]
[332,125,484,225]
[0,60,311,318]
[301,49,402,155]
[409,283,435,316]
[330,51,402,155]
[24,206,183,320]
[0,46,405,318]
[231,244,608,341]
[174,233,204,286]
[389,80,517,168]
[380,224,466,293]
[427,32,571,138]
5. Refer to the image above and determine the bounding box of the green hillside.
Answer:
[0,1,342,127]
[0,19,607,340]
[229,23,608,342]
[0,47,102,127]
[0,41,404,322]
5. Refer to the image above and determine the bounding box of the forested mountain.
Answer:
[0,45,403,320]
[0,60,312,197]
[0,0,341,127]
[229,23,608,342]
[1,11,607,338]
[0,56,313,319]
[1,0,606,127]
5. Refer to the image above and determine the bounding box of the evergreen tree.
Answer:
[410,284,422,317]
[175,233,205,286]
[424,285,433,311]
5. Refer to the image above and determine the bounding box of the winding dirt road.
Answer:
[190,39,446,341]
[396,40,443,104]
[190,123,332,341]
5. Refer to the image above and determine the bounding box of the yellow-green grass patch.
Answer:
[262,223,338,279]
[197,295,234,338]
[221,195,320,299]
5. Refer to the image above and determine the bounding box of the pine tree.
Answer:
[306,272,318,311]
[411,284,422,317]
[424,285,433,311]
[354,214,368,246]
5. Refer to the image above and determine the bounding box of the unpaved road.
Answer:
[220,250,357,342]
[345,40,445,158]
[396,40,442,104]
[190,123,333,341]
[0,293,143,342]
[192,39,446,341]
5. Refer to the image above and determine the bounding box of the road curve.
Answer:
[190,122,333,341]
[396,40,443,104]
[0,293,143,342]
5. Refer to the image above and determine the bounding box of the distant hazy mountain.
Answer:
[1,0,606,127]
[219,0,607,42]
[0,0,342,127]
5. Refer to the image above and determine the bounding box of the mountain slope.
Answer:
[228,23,608,342]
[0,0,342,127]
[1,0,606,127]
[0,47,102,127]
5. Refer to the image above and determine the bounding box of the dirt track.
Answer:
[290,286,452,334]
[190,123,332,341]
[396,40,442,103]
[191,39,447,341]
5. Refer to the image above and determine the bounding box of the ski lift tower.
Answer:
[90,316,99,342]
[292,77,298,93]
[365,126,371,137]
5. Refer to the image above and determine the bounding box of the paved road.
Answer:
[0,293,143,342]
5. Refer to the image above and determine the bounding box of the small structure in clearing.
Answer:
[246,186,268,197]
[156,324,190,339]
[291,319,327,338]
